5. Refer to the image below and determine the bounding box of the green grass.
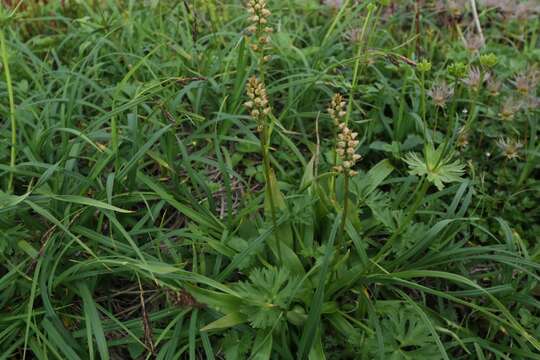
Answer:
[1,0,539,359]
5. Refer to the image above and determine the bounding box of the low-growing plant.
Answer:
[0,0,539,359]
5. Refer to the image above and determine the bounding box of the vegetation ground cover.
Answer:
[0,0,539,359]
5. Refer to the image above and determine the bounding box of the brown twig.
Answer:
[138,278,155,357]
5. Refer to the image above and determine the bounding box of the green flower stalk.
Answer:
[245,76,280,258]
[334,122,361,246]
[328,93,347,195]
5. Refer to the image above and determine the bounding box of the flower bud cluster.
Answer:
[327,93,347,124]
[335,123,361,177]
[246,0,273,60]
[245,76,271,127]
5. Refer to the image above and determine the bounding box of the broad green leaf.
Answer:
[200,312,248,332]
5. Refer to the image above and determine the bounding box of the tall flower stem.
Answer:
[517,110,537,188]
[443,80,461,157]
[261,123,281,262]
[338,174,350,248]
[261,124,277,227]
[1,27,16,193]
[334,122,360,248]
[419,71,430,143]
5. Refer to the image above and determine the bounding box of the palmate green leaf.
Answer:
[403,143,465,190]
[364,302,441,360]
[233,267,301,329]
[370,270,540,351]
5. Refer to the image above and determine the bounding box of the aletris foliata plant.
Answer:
[1,1,540,359]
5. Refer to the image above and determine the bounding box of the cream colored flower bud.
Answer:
[261,9,271,17]
[337,148,345,156]
[251,109,260,117]
[343,161,352,169]
[338,141,346,148]
[349,170,358,177]
[244,101,254,108]
[352,154,362,161]
[264,27,273,33]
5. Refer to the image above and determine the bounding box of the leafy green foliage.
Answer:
[364,302,440,360]
[0,0,539,359]
[404,144,465,190]
[234,267,301,329]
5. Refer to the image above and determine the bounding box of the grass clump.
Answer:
[0,0,539,359]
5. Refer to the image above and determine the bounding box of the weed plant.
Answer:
[0,0,539,359]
